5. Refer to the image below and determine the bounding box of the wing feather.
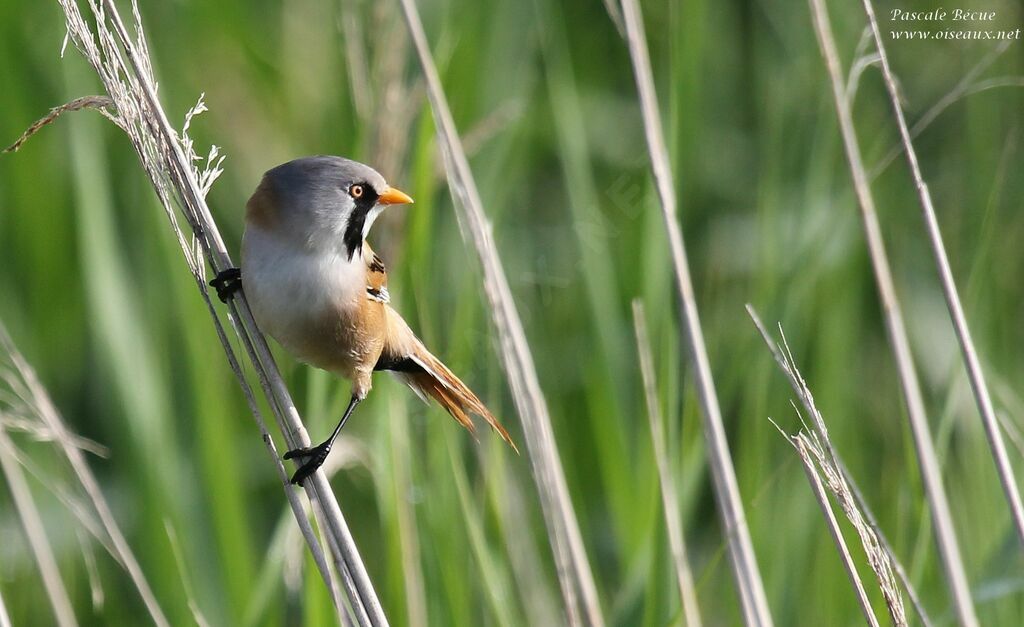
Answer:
[375,305,517,452]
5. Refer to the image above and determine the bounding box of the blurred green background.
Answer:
[2,0,1023,624]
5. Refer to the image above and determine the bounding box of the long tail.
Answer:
[395,344,518,453]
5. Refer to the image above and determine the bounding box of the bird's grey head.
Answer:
[251,155,413,259]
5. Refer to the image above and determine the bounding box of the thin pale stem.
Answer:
[806,0,978,622]
[195,296,345,617]
[0,427,78,627]
[396,0,605,624]
[860,0,1024,551]
[632,301,703,627]
[617,0,772,623]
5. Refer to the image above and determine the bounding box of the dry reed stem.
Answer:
[0,324,169,626]
[632,301,703,627]
[748,307,932,625]
[834,458,934,626]
[501,472,563,627]
[47,0,384,623]
[747,307,907,625]
[0,426,78,627]
[397,0,605,624]
[860,0,1024,550]
[791,436,880,627]
[105,3,360,620]
[57,0,348,615]
[806,0,977,622]
[2,95,115,153]
[617,0,772,623]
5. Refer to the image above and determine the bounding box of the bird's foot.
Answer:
[283,441,332,486]
[210,267,242,303]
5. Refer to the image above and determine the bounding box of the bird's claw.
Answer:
[284,442,332,486]
[210,267,242,303]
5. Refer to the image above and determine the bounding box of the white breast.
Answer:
[240,225,364,365]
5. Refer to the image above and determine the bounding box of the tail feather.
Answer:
[400,345,518,453]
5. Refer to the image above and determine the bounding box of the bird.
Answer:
[210,156,516,486]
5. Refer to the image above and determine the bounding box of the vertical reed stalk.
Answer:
[860,0,1024,549]
[396,0,605,624]
[806,0,977,622]
[617,0,772,623]
[632,301,703,627]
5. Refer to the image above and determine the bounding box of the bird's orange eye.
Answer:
[349,184,364,199]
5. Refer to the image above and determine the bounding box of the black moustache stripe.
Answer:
[342,190,378,260]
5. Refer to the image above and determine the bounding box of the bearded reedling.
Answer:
[212,156,516,485]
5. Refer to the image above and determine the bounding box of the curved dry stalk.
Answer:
[835,460,934,626]
[749,306,932,626]
[632,301,703,627]
[806,0,978,623]
[0,324,169,626]
[46,1,383,623]
[860,0,1024,551]
[2,95,114,153]
[792,437,880,627]
[396,0,605,625]
[616,0,772,624]
[747,308,906,625]
[0,426,78,627]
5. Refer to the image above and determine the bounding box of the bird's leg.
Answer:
[209,267,242,303]
[284,395,362,486]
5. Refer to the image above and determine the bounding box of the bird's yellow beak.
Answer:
[378,187,414,206]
